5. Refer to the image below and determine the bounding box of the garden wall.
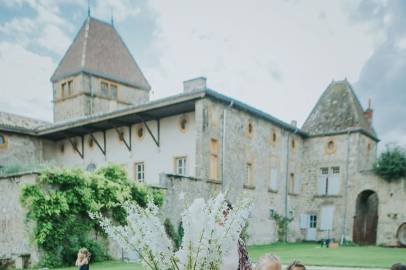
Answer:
[0,172,40,267]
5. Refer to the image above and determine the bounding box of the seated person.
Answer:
[286,260,306,270]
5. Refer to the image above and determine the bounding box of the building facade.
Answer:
[1,16,406,265]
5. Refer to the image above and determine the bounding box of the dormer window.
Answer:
[100,81,118,99]
[67,80,73,95]
[110,84,118,99]
[61,82,66,98]
[101,81,109,97]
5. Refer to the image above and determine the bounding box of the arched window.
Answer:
[0,134,8,148]
[179,116,188,132]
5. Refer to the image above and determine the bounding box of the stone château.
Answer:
[1,16,405,266]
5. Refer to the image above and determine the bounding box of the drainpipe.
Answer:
[284,127,298,242]
[221,101,234,193]
[341,128,351,245]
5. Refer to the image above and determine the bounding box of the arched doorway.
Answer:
[353,190,379,245]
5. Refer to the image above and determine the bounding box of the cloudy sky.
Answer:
[0,0,404,147]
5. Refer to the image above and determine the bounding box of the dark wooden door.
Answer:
[353,214,378,245]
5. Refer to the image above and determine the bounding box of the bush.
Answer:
[21,164,163,267]
[373,145,406,181]
[164,218,182,250]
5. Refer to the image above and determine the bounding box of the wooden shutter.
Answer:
[328,175,340,195]
[320,205,335,230]
[270,168,278,191]
[300,214,309,229]
[317,176,327,195]
[294,175,301,194]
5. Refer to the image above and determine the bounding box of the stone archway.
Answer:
[353,190,379,245]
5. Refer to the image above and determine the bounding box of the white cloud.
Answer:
[92,0,141,22]
[145,0,381,125]
[37,25,71,54]
[0,42,54,121]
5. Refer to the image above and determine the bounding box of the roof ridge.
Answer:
[80,17,90,68]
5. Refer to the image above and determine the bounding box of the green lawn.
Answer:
[52,243,405,269]
[248,242,405,268]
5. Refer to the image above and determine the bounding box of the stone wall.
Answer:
[0,173,40,266]
[0,132,44,168]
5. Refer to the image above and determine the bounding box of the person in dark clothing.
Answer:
[391,263,406,270]
[75,248,91,270]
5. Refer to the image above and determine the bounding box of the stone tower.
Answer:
[50,17,151,122]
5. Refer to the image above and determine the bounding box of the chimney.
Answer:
[290,120,297,127]
[364,98,373,125]
[183,77,207,93]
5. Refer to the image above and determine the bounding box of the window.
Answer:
[209,139,219,181]
[0,134,7,148]
[289,173,295,193]
[175,157,187,175]
[67,80,73,95]
[289,173,301,194]
[326,139,336,154]
[270,168,278,191]
[179,116,188,132]
[248,122,253,135]
[137,125,144,139]
[110,84,118,99]
[101,81,109,97]
[291,139,296,149]
[135,162,145,182]
[245,163,254,187]
[61,82,66,98]
[309,215,317,228]
[100,81,118,98]
[272,132,277,143]
[317,167,340,195]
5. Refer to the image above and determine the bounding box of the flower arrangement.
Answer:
[91,193,252,270]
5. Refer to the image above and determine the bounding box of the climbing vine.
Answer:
[373,145,406,182]
[270,210,293,242]
[20,164,163,268]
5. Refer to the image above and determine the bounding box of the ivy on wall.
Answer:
[20,164,163,268]
[373,146,406,182]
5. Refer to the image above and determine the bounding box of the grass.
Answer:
[51,243,406,269]
[248,242,406,268]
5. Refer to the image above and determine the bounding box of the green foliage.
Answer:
[164,219,183,250]
[373,145,406,181]
[20,164,163,267]
[270,210,293,242]
[239,221,250,242]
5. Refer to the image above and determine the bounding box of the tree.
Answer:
[373,145,406,182]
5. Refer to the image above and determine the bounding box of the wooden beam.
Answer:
[67,136,84,159]
[89,131,106,156]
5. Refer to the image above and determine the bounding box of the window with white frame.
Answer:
[309,214,317,228]
[317,167,340,195]
[175,157,187,176]
[135,162,145,182]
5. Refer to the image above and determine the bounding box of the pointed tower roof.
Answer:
[50,17,151,91]
[302,79,378,140]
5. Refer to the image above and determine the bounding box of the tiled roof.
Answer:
[302,80,378,140]
[0,111,49,133]
[50,17,151,90]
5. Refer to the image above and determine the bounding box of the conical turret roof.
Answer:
[51,17,150,91]
[302,80,377,139]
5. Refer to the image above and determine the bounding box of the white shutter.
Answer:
[320,205,335,230]
[300,214,309,229]
[328,175,340,195]
[294,175,301,194]
[270,169,278,191]
[317,176,327,195]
